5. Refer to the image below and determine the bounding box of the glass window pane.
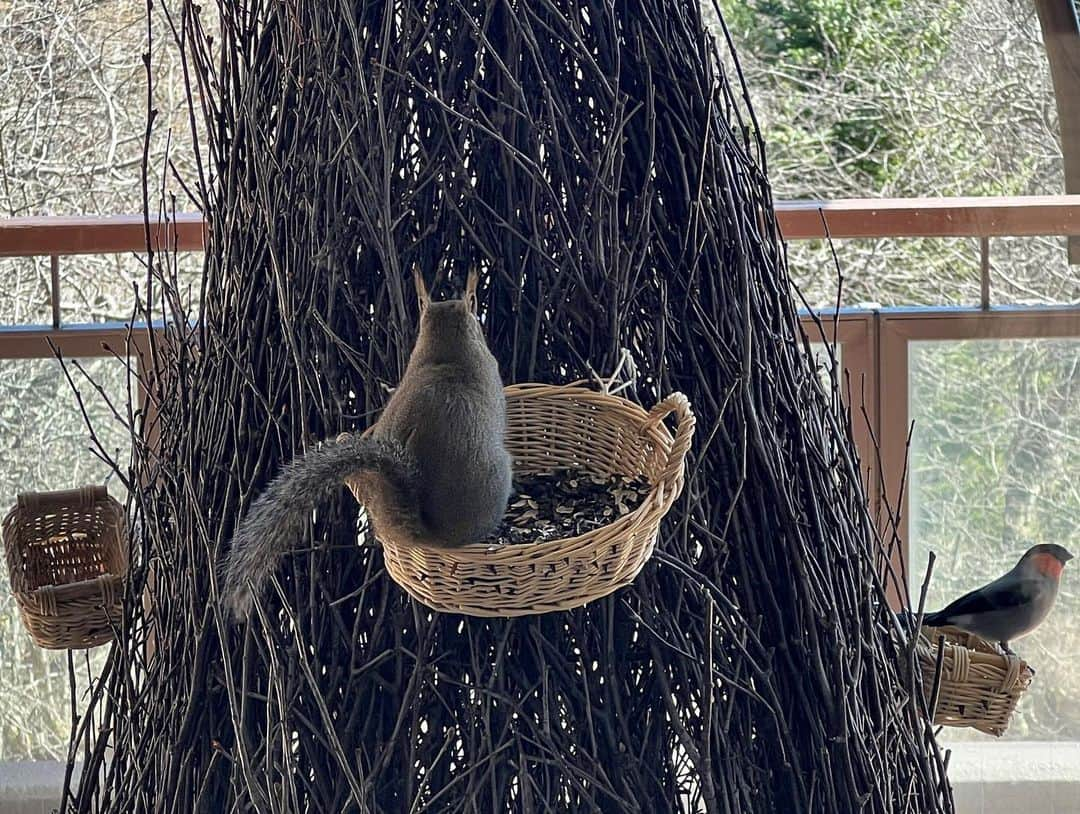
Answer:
[789,236,1080,310]
[790,237,981,310]
[989,237,1080,306]
[909,338,1080,741]
[59,251,204,325]
[0,253,203,328]
[0,356,131,759]
[0,258,53,325]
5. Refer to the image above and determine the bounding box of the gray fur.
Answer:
[219,272,512,620]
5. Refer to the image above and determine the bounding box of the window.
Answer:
[0,354,131,760]
[909,337,1080,742]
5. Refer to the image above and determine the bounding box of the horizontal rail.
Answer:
[5,197,1080,256]
[799,303,1080,319]
[773,195,1080,239]
[0,213,204,257]
[0,323,153,359]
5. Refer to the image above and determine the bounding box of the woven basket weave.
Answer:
[2,486,128,649]
[919,625,1033,737]
[346,383,695,617]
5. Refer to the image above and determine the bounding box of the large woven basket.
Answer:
[347,383,695,617]
[2,486,128,649]
[918,625,1034,737]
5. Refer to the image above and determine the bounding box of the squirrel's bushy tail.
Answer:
[219,434,417,620]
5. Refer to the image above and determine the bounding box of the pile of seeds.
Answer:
[487,469,651,545]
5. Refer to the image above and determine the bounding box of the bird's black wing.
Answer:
[925,574,1043,623]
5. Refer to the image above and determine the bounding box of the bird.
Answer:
[922,543,1073,655]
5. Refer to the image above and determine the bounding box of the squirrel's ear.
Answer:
[413,266,430,312]
[465,269,479,314]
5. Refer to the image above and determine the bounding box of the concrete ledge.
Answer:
[0,762,73,814]
[947,742,1080,814]
[0,747,1077,812]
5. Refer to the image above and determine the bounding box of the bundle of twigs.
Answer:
[60,1,952,811]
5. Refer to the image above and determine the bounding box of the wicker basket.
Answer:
[347,383,695,617]
[918,625,1034,737]
[2,486,128,649]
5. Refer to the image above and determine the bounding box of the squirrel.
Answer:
[218,268,513,620]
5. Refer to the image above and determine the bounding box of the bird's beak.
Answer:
[1065,551,1076,563]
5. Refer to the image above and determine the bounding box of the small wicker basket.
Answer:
[918,625,1034,737]
[347,383,695,617]
[2,486,128,649]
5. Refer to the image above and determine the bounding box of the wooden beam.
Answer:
[1035,0,1080,262]
[0,213,205,257]
[773,195,1080,239]
[0,324,138,358]
[4,197,1080,257]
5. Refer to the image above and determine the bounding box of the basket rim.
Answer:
[2,490,126,532]
[379,382,690,557]
[916,624,1035,695]
[917,625,1031,664]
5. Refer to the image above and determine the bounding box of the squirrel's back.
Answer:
[219,269,512,620]
[379,361,510,544]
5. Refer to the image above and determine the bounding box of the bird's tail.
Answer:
[219,434,417,620]
[921,611,947,627]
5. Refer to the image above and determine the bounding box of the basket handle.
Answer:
[642,392,696,484]
[18,486,107,513]
[34,575,120,616]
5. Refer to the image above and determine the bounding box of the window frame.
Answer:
[802,307,1080,606]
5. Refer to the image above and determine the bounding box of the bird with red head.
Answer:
[923,543,1074,655]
